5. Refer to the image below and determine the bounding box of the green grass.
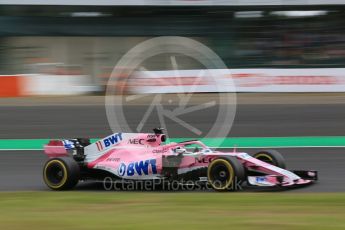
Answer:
[0,192,344,230]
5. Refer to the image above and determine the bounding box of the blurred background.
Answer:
[1,1,345,96]
[1,1,345,196]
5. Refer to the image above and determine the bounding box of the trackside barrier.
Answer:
[0,75,25,97]
[129,68,345,93]
[23,74,97,96]
[0,74,97,97]
[3,68,345,97]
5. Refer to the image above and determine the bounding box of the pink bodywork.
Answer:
[44,132,313,187]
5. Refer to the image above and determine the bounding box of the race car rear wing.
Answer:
[44,139,88,159]
[44,140,69,157]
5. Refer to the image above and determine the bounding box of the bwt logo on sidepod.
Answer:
[104,133,123,148]
[118,159,157,177]
[96,133,123,151]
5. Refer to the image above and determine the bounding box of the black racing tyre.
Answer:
[253,150,286,169]
[207,156,245,192]
[43,157,80,190]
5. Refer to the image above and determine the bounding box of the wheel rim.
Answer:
[44,160,67,189]
[208,159,234,190]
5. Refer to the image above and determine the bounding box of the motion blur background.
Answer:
[1,1,345,96]
[1,0,345,205]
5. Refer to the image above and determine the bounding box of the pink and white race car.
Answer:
[43,128,317,191]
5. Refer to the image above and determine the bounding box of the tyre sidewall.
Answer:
[207,156,245,191]
[43,157,80,190]
[253,150,286,169]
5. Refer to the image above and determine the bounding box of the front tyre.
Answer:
[43,157,80,190]
[207,157,245,192]
[253,150,286,169]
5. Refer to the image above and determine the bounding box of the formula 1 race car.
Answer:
[42,128,317,191]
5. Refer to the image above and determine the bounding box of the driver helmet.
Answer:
[174,146,186,154]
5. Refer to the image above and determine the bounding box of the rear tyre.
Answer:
[207,157,245,192]
[43,157,80,190]
[253,150,286,169]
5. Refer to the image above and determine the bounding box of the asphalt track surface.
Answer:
[1,104,345,139]
[0,101,345,192]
